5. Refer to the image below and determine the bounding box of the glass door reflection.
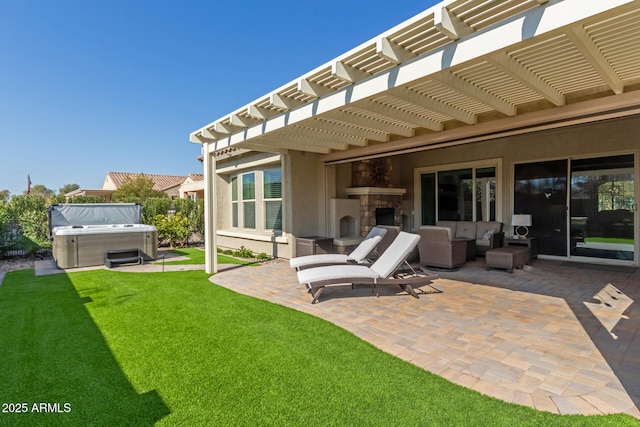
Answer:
[570,155,635,261]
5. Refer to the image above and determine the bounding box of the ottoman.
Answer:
[485,247,530,273]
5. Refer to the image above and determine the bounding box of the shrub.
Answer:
[4,195,50,254]
[173,198,204,242]
[256,252,271,261]
[143,198,171,224]
[232,246,254,258]
[153,213,190,249]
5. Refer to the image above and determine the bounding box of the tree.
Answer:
[59,183,80,195]
[27,184,55,201]
[112,175,166,202]
[0,189,9,203]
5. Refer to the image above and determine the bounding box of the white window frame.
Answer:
[413,158,502,230]
[230,168,283,232]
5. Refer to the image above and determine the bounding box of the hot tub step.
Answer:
[105,249,144,268]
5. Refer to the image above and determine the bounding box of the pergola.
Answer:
[191,0,640,273]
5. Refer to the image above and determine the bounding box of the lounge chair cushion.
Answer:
[289,226,387,270]
[297,264,379,284]
[348,227,386,261]
[289,253,350,270]
[297,231,420,284]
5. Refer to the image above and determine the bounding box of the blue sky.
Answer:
[0,0,437,197]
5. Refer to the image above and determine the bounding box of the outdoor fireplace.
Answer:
[375,208,395,226]
[345,187,406,236]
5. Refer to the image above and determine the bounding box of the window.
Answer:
[231,176,238,228]
[230,168,283,231]
[264,169,282,230]
[419,163,497,226]
[242,173,256,229]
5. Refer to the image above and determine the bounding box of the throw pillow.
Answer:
[482,230,496,240]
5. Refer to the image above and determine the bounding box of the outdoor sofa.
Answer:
[435,220,504,256]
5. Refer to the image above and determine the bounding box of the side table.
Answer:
[504,237,538,259]
[295,236,334,257]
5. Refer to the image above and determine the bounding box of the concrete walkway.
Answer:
[210,258,640,419]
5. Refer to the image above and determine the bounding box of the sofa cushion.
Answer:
[476,238,491,247]
[436,221,457,236]
[456,221,477,239]
[476,221,502,240]
[420,225,452,241]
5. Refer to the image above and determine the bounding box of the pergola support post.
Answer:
[203,143,218,274]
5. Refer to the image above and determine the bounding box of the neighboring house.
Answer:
[178,173,205,200]
[191,0,640,273]
[66,172,202,201]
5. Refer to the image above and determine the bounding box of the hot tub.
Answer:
[51,224,158,269]
[48,204,158,269]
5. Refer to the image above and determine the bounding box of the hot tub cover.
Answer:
[47,203,143,236]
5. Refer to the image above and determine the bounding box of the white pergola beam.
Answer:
[190,0,634,152]
[247,104,279,120]
[331,60,370,83]
[566,26,624,95]
[256,136,333,154]
[298,78,334,98]
[234,141,289,154]
[434,6,473,40]
[306,118,388,142]
[291,125,368,146]
[213,121,243,135]
[276,131,350,151]
[433,72,517,117]
[358,100,443,131]
[376,37,415,64]
[229,113,262,128]
[488,53,565,106]
[202,128,226,140]
[270,93,305,110]
[391,87,477,124]
[324,110,414,138]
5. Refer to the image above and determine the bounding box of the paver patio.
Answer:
[210,258,640,418]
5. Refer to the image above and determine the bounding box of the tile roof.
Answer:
[106,172,188,191]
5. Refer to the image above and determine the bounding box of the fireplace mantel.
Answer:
[345,187,406,196]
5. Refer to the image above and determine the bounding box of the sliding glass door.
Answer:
[514,154,636,261]
[570,155,635,261]
[514,160,568,256]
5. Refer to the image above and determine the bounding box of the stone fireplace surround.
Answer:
[345,187,406,237]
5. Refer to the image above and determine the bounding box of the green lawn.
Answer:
[584,237,634,245]
[1,268,638,426]
[157,247,257,266]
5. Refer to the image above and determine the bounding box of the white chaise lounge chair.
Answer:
[297,231,440,304]
[289,227,388,271]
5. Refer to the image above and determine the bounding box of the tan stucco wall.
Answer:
[211,152,284,257]
[392,115,639,227]
[210,115,638,260]
[288,151,325,238]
